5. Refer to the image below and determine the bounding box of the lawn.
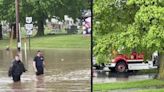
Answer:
[137,88,164,92]
[93,79,164,91]
[0,34,90,49]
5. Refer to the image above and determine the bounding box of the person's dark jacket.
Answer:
[8,60,26,77]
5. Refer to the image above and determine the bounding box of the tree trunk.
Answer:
[0,24,2,40]
[158,53,164,79]
[36,19,44,36]
[10,24,16,39]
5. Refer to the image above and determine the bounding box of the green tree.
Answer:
[94,0,164,78]
[93,0,139,63]
[0,0,90,36]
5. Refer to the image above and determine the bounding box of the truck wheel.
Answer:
[115,62,127,73]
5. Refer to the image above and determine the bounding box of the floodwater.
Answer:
[0,49,90,92]
[93,69,157,84]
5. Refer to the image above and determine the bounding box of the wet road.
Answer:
[0,49,90,92]
[93,70,157,83]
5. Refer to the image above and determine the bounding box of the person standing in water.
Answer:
[8,55,26,82]
[33,50,45,76]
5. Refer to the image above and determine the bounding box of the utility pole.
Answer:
[15,0,21,51]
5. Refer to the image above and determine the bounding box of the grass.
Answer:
[137,88,164,92]
[93,79,164,91]
[0,34,90,49]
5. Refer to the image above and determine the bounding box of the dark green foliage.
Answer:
[0,0,90,36]
[94,0,164,63]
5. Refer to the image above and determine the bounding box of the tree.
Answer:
[0,0,90,36]
[0,0,22,39]
[93,0,139,63]
[94,0,164,79]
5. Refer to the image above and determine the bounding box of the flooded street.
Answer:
[0,49,90,92]
[93,70,157,84]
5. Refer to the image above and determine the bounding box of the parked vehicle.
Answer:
[93,51,159,73]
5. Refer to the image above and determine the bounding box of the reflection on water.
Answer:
[36,75,44,89]
[93,70,157,83]
[0,49,90,92]
[11,82,24,92]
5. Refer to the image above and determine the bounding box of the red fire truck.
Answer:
[94,51,159,73]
